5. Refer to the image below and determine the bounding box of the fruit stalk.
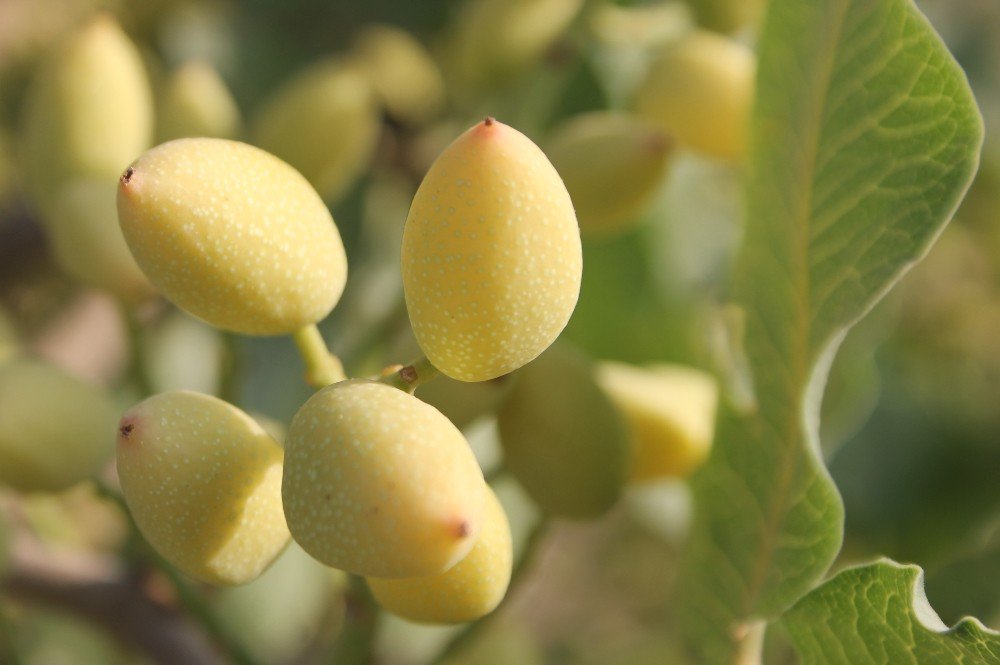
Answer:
[378,355,441,393]
[292,325,347,388]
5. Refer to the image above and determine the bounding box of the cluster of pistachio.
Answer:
[110,117,585,623]
[0,0,756,627]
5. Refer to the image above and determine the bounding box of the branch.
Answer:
[2,535,222,665]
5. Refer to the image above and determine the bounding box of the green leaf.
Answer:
[676,0,983,660]
[783,559,1000,664]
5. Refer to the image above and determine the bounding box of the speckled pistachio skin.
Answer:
[116,391,289,586]
[596,362,718,481]
[497,345,629,518]
[401,119,582,382]
[117,138,347,335]
[634,31,755,160]
[282,380,486,578]
[367,486,512,623]
[19,14,152,213]
[0,358,118,493]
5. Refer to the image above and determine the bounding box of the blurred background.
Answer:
[0,0,997,663]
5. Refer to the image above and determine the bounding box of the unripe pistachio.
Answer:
[117,137,348,335]
[448,0,584,88]
[498,345,629,518]
[596,362,718,480]
[547,112,672,237]
[401,118,582,382]
[252,60,380,202]
[116,391,290,585]
[634,31,755,160]
[367,486,512,623]
[157,60,241,141]
[46,178,154,301]
[352,24,446,125]
[282,380,487,578]
[0,358,117,493]
[19,14,153,212]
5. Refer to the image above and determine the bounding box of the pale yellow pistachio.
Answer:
[117,138,347,335]
[116,391,289,585]
[368,486,512,623]
[597,362,718,480]
[634,31,755,160]
[402,118,582,382]
[282,380,487,578]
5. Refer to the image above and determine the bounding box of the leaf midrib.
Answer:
[742,0,852,626]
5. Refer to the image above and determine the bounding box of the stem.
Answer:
[327,575,379,665]
[120,302,155,396]
[3,559,219,665]
[91,480,262,665]
[292,325,347,389]
[377,356,440,394]
[734,619,766,665]
[430,519,550,664]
